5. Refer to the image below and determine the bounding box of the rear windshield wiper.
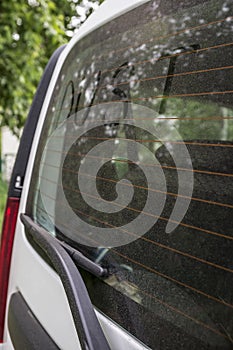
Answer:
[20,214,111,350]
[59,241,109,278]
[21,214,108,278]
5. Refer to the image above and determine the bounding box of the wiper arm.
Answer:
[20,214,111,350]
[59,241,109,278]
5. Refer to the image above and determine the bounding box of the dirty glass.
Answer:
[29,0,233,349]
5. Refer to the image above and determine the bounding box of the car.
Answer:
[1,0,233,349]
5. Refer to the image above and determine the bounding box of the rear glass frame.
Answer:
[27,1,233,349]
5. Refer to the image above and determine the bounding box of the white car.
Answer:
[1,0,233,349]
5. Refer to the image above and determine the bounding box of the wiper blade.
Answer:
[20,214,111,350]
[59,241,109,278]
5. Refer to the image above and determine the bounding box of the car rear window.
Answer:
[28,0,233,349]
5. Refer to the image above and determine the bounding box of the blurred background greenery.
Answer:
[0,0,104,234]
[0,178,7,231]
[0,0,104,136]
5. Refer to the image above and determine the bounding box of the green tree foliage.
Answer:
[0,0,103,136]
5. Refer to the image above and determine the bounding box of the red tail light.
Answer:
[0,197,20,343]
